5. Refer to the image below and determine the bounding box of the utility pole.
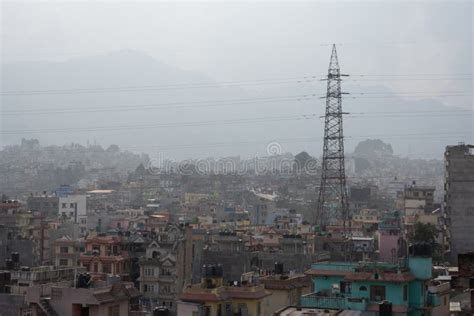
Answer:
[74,202,78,224]
[317,44,350,235]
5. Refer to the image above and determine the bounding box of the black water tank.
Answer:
[274,262,284,274]
[0,271,10,282]
[11,252,19,263]
[409,242,432,257]
[77,273,92,288]
[206,265,212,277]
[5,259,13,270]
[379,300,392,316]
[153,307,169,316]
[216,264,223,277]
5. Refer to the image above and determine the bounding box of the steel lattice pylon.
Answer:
[317,44,349,232]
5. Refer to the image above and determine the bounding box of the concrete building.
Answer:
[0,224,37,267]
[397,184,435,216]
[79,234,130,281]
[444,144,474,263]
[53,235,83,267]
[301,244,446,315]
[139,241,178,311]
[138,224,193,315]
[177,265,271,316]
[377,211,403,264]
[59,194,87,224]
[25,281,141,316]
[0,293,30,316]
[27,194,59,218]
[8,265,82,295]
[259,273,312,314]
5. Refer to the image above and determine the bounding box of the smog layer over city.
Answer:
[0,1,473,316]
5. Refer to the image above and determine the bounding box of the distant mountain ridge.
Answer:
[1,50,471,159]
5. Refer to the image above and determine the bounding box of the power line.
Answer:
[1,94,317,116]
[0,76,319,96]
[0,113,318,135]
[1,74,472,96]
[2,108,472,134]
[2,91,472,116]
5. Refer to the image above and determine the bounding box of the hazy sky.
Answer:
[1,0,473,159]
[2,1,472,81]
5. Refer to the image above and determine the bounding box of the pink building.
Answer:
[377,213,402,264]
[79,235,130,281]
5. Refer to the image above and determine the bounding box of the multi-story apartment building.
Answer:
[177,265,271,316]
[58,194,87,231]
[259,272,311,313]
[25,281,140,316]
[139,240,177,311]
[53,235,83,267]
[397,184,435,216]
[301,244,447,315]
[138,224,193,315]
[444,144,474,263]
[27,193,59,217]
[79,234,130,281]
[8,265,84,295]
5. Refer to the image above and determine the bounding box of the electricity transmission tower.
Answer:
[317,44,349,234]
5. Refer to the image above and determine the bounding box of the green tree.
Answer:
[409,222,439,244]
[293,151,318,175]
[409,222,443,262]
[354,139,393,157]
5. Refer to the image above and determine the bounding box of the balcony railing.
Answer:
[300,293,346,310]
[159,275,174,282]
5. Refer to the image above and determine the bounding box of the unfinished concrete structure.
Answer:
[444,144,474,263]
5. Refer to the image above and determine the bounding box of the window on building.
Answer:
[403,285,408,301]
[93,262,99,272]
[370,285,386,301]
[59,259,68,266]
[62,203,67,208]
[108,305,120,316]
[92,245,100,253]
[145,268,154,276]
[70,203,75,208]
[340,281,352,294]
[21,310,33,316]
[238,303,248,315]
[103,264,111,274]
[60,247,69,254]
[225,303,232,315]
